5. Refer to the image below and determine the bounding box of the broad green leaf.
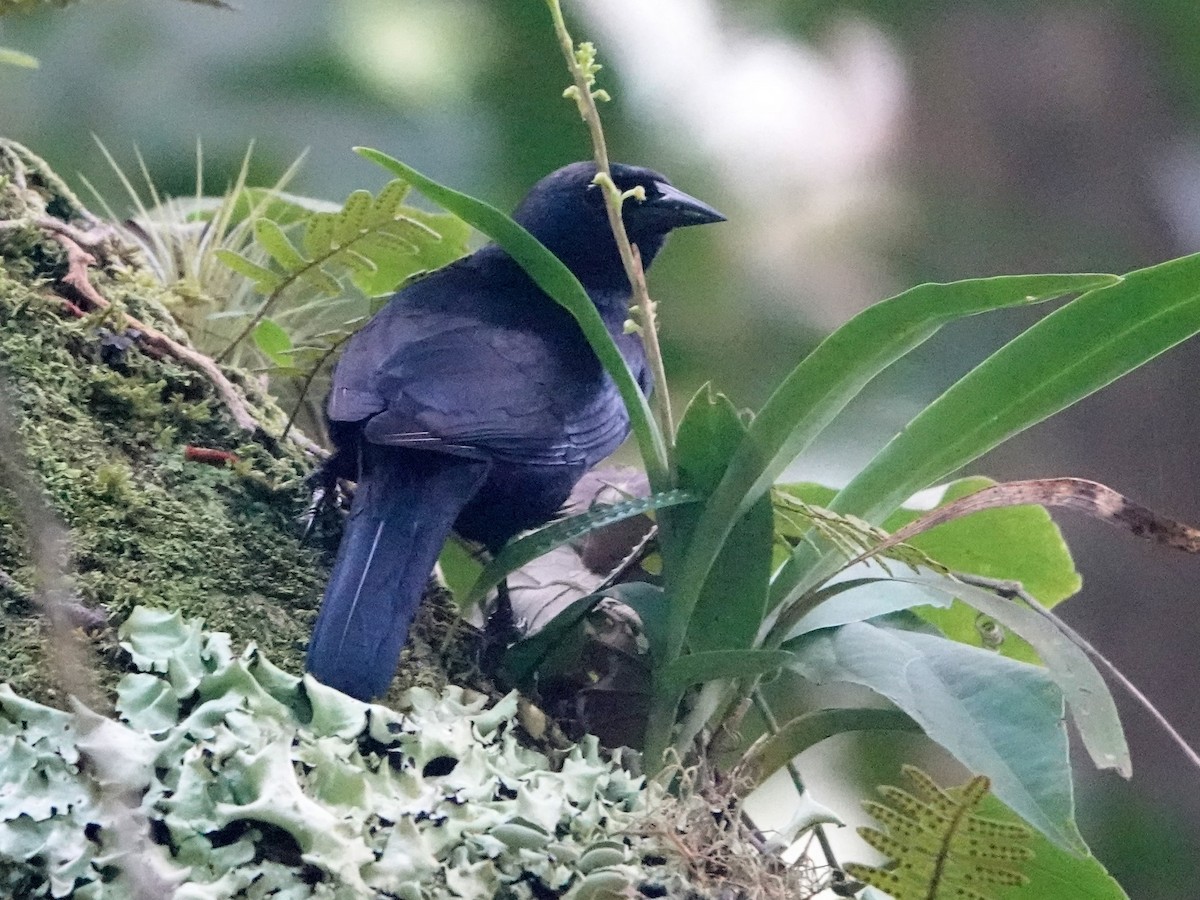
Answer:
[786,617,1084,852]
[972,793,1129,899]
[251,318,293,366]
[914,573,1129,777]
[779,478,1081,661]
[740,707,919,790]
[784,574,953,638]
[333,189,372,245]
[889,477,1080,660]
[254,218,306,270]
[674,386,772,653]
[356,147,668,483]
[660,649,795,694]
[215,248,283,293]
[668,273,1117,661]
[465,490,698,606]
[790,253,1200,604]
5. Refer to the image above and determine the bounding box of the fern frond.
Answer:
[845,765,1033,900]
[772,490,949,577]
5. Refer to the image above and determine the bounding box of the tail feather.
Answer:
[306,451,488,700]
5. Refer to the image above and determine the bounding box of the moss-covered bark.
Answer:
[0,139,332,704]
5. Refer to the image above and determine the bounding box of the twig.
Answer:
[2,213,324,456]
[750,690,845,880]
[49,229,261,429]
[957,572,1200,772]
[40,225,323,457]
[546,0,675,445]
[281,331,352,442]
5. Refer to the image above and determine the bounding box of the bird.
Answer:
[305,161,725,701]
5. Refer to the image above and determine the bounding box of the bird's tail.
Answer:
[306,450,488,700]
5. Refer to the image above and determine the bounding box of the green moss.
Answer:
[0,144,334,706]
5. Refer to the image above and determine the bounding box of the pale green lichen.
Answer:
[0,607,691,898]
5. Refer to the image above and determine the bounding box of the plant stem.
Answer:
[751,691,843,877]
[545,0,676,449]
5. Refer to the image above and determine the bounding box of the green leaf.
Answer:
[0,48,39,69]
[892,478,1081,607]
[780,478,1082,662]
[464,489,699,606]
[674,386,772,653]
[356,146,669,484]
[796,254,1200,600]
[333,189,372,245]
[252,318,293,366]
[437,539,484,610]
[972,793,1129,899]
[913,573,1129,777]
[740,707,919,790]
[667,273,1117,660]
[254,218,306,270]
[297,265,342,297]
[215,248,283,293]
[786,617,1084,852]
[659,649,794,693]
[500,592,605,686]
[303,211,337,258]
[368,178,412,224]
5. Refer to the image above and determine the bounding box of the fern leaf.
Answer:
[302,211,337,258]
[333,189,373,245]
[845,765,1033,900]
[252,319,293,366]
[338,247,379,277]
[213,249,282,293]
[359,229,419,256]
[297,266,341,297]
[254,218,307,270]
[367,178,412,225]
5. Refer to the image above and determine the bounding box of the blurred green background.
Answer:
[4,0,1200,894]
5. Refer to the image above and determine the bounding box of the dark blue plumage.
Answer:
[305,161,724,700]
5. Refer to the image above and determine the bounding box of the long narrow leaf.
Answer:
[356,147,669,483]
[666,273,1117,658]
[740,707,918,790]
[660,649,795,694]
[773,253,1200,611]
[464,489,699,606]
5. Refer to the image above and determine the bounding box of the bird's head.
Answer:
[510,161,725,288]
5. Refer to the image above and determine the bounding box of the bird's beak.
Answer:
[636,181,727,229]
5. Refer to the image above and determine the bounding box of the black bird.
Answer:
[305,161,725,700]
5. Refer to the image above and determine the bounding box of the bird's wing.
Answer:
[329,279,629,466]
